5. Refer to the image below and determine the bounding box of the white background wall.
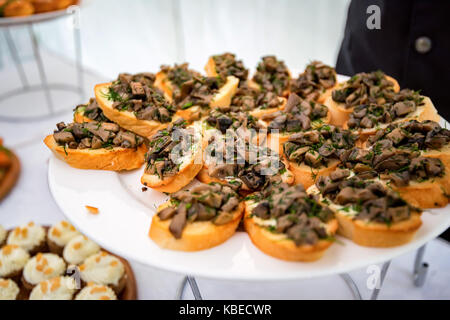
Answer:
[0,0,351,79]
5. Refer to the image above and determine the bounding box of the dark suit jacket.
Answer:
[336,0,450,121]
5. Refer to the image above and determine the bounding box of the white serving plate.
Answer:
[48,73,450,280]
[48,156,450,281]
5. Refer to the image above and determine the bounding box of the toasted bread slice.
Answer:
[314,84,338,104]
[44,135,147,171]
[266,111,332,155]
[204,56,218,77]
[343,96,440,142]
[326,75,400,126]
[210,76,240,108]
[174,106,206,122]
[154,70,174,102]
[95,83,173,138]
[141,123,205,193]
[149,201,244,251]
[247,71,292,98]
[73,109,93,124]
[246,96,287,119]
[243,199,338,261]
[307,185,422,247]
[155,71,239,108]
[288,159,340,190]
[389,176,450,209]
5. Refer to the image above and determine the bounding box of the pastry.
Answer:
[79,251,126,295]
[7,222,46,254]
[47,221,80,255]
[63,235,100,265]
[29,276,76,300]
[0,278,20,300]
[0,244,29,280]
[22,253,66,289]
[75,283,117,300]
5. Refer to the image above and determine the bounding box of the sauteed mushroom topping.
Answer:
[205,131,287,192]
[316,170,415,223]
[74,98,109,122]
[228,84,283,112]
[331,71,397,109]
[206,110,263,134]
[176,76,223,110]
[249,182,334,246]
[158,183,240,238]
[290,61,336,101]
[283,125,358,168]
[105,73,174,122]
[160,63,202,102]
[347,90,424,129]
[367,120,450,150]
[341,145,446,187]
[252,56,290,96]
[212,53,248,84]
[144,119,197,179]
[53,122,145,150]
[263,93,328,132]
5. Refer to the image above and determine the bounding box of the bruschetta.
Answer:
[244,182,338,261]
[366,120,450,171]
[199,129,294,193]
[227,84,286,119]
[263,93,331,154]
[204,53,249,85]
[141,119,204,193]
[155,63,239,121]
[309,169,422,247]
[73,98,110,124]
[204,109,268,146]
[340,146,450,208]
[149,183,244,251]
[154,63,202,102]
[345,90,440,141]
[325,71,400,126]
[289,61,337,103]
[94,72,176,138]
[44,121,147,171]
[283,125,358,189]
[248,56,291,97]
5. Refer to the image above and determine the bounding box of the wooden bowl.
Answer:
[0,150,20,202]
[6,226,138,300]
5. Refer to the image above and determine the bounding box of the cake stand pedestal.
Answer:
[0,5,85,122]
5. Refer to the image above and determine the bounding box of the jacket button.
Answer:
[415,36,432,54]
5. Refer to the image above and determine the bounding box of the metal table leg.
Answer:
[4,28,29,88]
[28,23,54,114]
[370,260,391,300]
[413,244,429,287]
[340,273,362,300]
[72,8,84,101]
[177,276,203,300]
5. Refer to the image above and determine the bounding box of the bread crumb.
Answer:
[85,206,99,215]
